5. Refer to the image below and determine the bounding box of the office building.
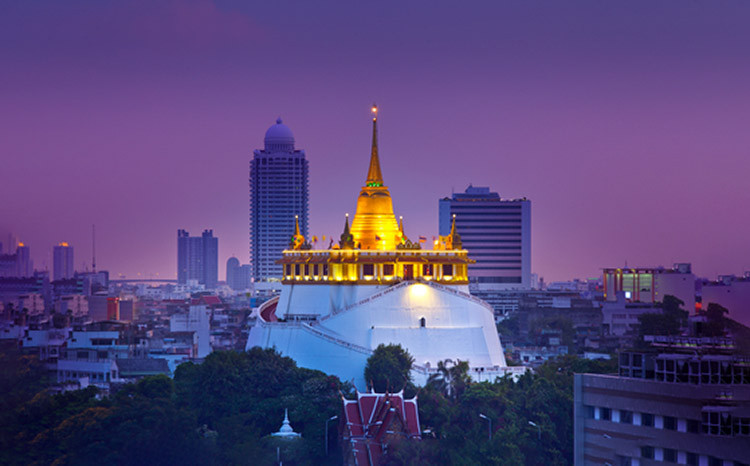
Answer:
[249,117,309,283]
[53,242,74,281]
[439,186,531,288]
[603,263,696,310]
[177,229,218,289]
[574,336,750,465]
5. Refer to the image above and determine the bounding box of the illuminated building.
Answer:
[602,263,695,310]
[249,118,309,286]
[246,106,519,388]
[177,229,218,289]
[438,186,531,315]
[0,242,32,278]
[53,242,74,281]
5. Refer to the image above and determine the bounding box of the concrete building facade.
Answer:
[53,242,74,281]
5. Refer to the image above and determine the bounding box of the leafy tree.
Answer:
[702,303,729,337]
[426,359,471,400]
[638,294,688,337]
[364,344,414,392]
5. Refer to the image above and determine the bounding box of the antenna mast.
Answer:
[92,224,96,273]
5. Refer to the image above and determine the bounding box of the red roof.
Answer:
[341,390,421,465]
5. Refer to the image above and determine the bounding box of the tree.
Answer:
[638,294,688,337]
[426,359,471,400]
[702,303,729,337]
[364,344,414,392]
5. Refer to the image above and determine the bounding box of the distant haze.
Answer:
[2,1,750,281]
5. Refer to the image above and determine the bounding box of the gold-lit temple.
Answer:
[279,105,472,285]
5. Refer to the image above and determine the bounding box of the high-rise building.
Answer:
[439,186,531,314]
[249,118,309,283]
[177,229,218,289]
[226,257,251,291]
[53,242,74,281]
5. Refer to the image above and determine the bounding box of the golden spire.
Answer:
[350,104,401,249]
[340,213,355,249]
[290,215,306,250]
[399,216,404,234]
[449,214,462,250]
[366,104,383,187]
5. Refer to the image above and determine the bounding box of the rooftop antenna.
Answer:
[92,224,96,273]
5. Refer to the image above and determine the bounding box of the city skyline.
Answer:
[3,1,750,282]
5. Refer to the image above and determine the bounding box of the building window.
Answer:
[304,264,309,275]
[383,264,394,275]
[702,411,733,436]
[640,446,654,459]
[733,416,750,436]
[600,407,611,421]
[423,264,433,276]
[294,264,300,275]
[663,448,677,463]
[323,264,329,276]
[363,264,374,276]
[285,264,291,275]
[641,413,654,427]
[686,452,698,466]
[687,419,700,434]
[420,317,426,328]
[664,416,677,430]
[313,264,319,276]
[404,264,414,280]
[443,264,453,276]
[619,410,633,424]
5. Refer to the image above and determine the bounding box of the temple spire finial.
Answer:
[366,104,384,187]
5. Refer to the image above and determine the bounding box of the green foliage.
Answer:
[702,303,729,337]
[384,355,616,465]
[364,343,414,392]
[1,348,348,466]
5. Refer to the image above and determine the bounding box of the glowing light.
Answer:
[59,242,69,247]
[18,242,24,247]
[410,283,428,298]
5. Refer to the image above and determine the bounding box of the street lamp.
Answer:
[479,413,492,441]
[528,420,541,440]
[325,415,338,456]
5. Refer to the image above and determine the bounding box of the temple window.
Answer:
[363,264,375,276]
[304,264,310,276]
[313,264,319,276]
[323,264,329,276]
[420,317,426,328]
[285,264,291,276]
[404,264,414,280]
[295,264,301,275]
[443,264,453,276]
[383,264,394,275]
[423,264,433,276]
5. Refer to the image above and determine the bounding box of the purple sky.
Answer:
[2,1,750,282]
